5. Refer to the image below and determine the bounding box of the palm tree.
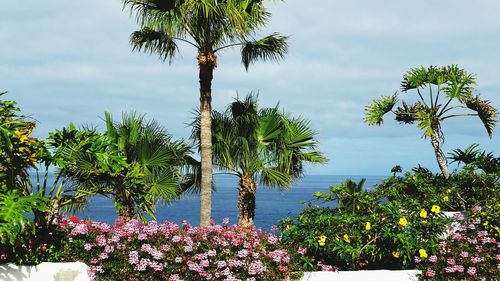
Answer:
[122,0,288,226]
[61,112,196,221]
[364,65,498,179]
[192,93,326,226]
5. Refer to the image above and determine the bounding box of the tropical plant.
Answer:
[0,191,47,245]
[364,65,498,179]
[192,93,326,226]
[376,166,499,211]
[449,144,499,175]
[59,112,196,221]
[122,0,289,226]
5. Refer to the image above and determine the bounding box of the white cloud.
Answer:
[0,0,498,175]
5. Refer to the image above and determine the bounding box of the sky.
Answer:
[1,0,499,176]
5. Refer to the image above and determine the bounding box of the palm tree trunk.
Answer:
[116,191,135,221]
[430,130,449,179]
[238,174,256,226]
[198,52,216,227]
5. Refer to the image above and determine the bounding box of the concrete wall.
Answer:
[0,263,419,281]
[0,262,90,281]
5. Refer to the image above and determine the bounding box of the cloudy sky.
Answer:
[1,0,499,176]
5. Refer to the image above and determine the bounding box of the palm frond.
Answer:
[364,94,398,125]
[464,95,498,137]
[394,101,422,124]
[241,33,288,70]
[260,167,292,189]
[448,144,481,165]
[130,27,179,63]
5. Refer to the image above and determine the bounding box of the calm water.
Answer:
[69,175,385,230]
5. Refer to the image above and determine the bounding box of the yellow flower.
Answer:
[399,217,408,227]
[318,235,327,246]
[443,196,449,202]
[446,189,452,194]
[419,209,427,218]
[343,234,350,243]
[422,220,428,224]
[365,222,371,231]
[431,205,441,214]
[412,176,417,180]
[392,251,400,258]
[483,221,489,226]
[419,249,428,259]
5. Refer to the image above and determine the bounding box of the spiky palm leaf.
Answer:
[364,94,398,125]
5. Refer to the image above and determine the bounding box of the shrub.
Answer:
[377,167,499,211]
[63,218,291,281]
[416,206,500,280]
[278,178,451,271]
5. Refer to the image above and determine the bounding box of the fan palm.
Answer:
[122,0,288,226]
[60,112,196,221]
[364,65,498,179]
[192,93,326,226]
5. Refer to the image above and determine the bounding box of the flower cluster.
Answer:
[416,207,500,281]
[63,217,291,281]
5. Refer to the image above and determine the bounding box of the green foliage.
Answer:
[364,65,498,177]
[60,112,196,221]
[377,167,499,211]
[0,191,47,245]
[365,65,498,137]
[363,94,397,125]
[123,0,289,68]
[449,144,499,175]
[193,93,327,188]
[279,178,451,271]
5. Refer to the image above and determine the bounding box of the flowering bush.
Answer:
[416,206,500,280]
[63,218,291,281]
[278,178,451,271]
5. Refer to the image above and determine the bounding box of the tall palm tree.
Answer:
[61,112,196,221]
[364,65,498,179]
[192,93,326,226]
[122,0,288,226]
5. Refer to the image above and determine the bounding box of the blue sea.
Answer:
[69,175,385,230]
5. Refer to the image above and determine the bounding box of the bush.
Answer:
[63,218,291,281]
[278,178,451,271]
[377,167,499,211]
[416,206,500,280]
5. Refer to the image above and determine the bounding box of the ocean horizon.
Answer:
[67,174,387,230]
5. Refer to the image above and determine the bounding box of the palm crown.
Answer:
[192,93,326,225]
[124,0,288,68]
[364,65,498,178]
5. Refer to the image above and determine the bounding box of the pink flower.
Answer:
[414,257,421,264]
[467,267,477,276]
[454,265,464,272]
[128,251,139,265]
[95,235,106,247]
[298,247,306,255]
[271,225,278,231]
[267,235,278,244]
[222,217,230,225]
[460,251,469,258]
[99,252,109,260]
[471,206,482,213]
[426,269,436,277]
[444,266,456,273]
[446,258,456,265]
[429,255,437,263]
[248,260,265,275]
[38,244,48,252]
